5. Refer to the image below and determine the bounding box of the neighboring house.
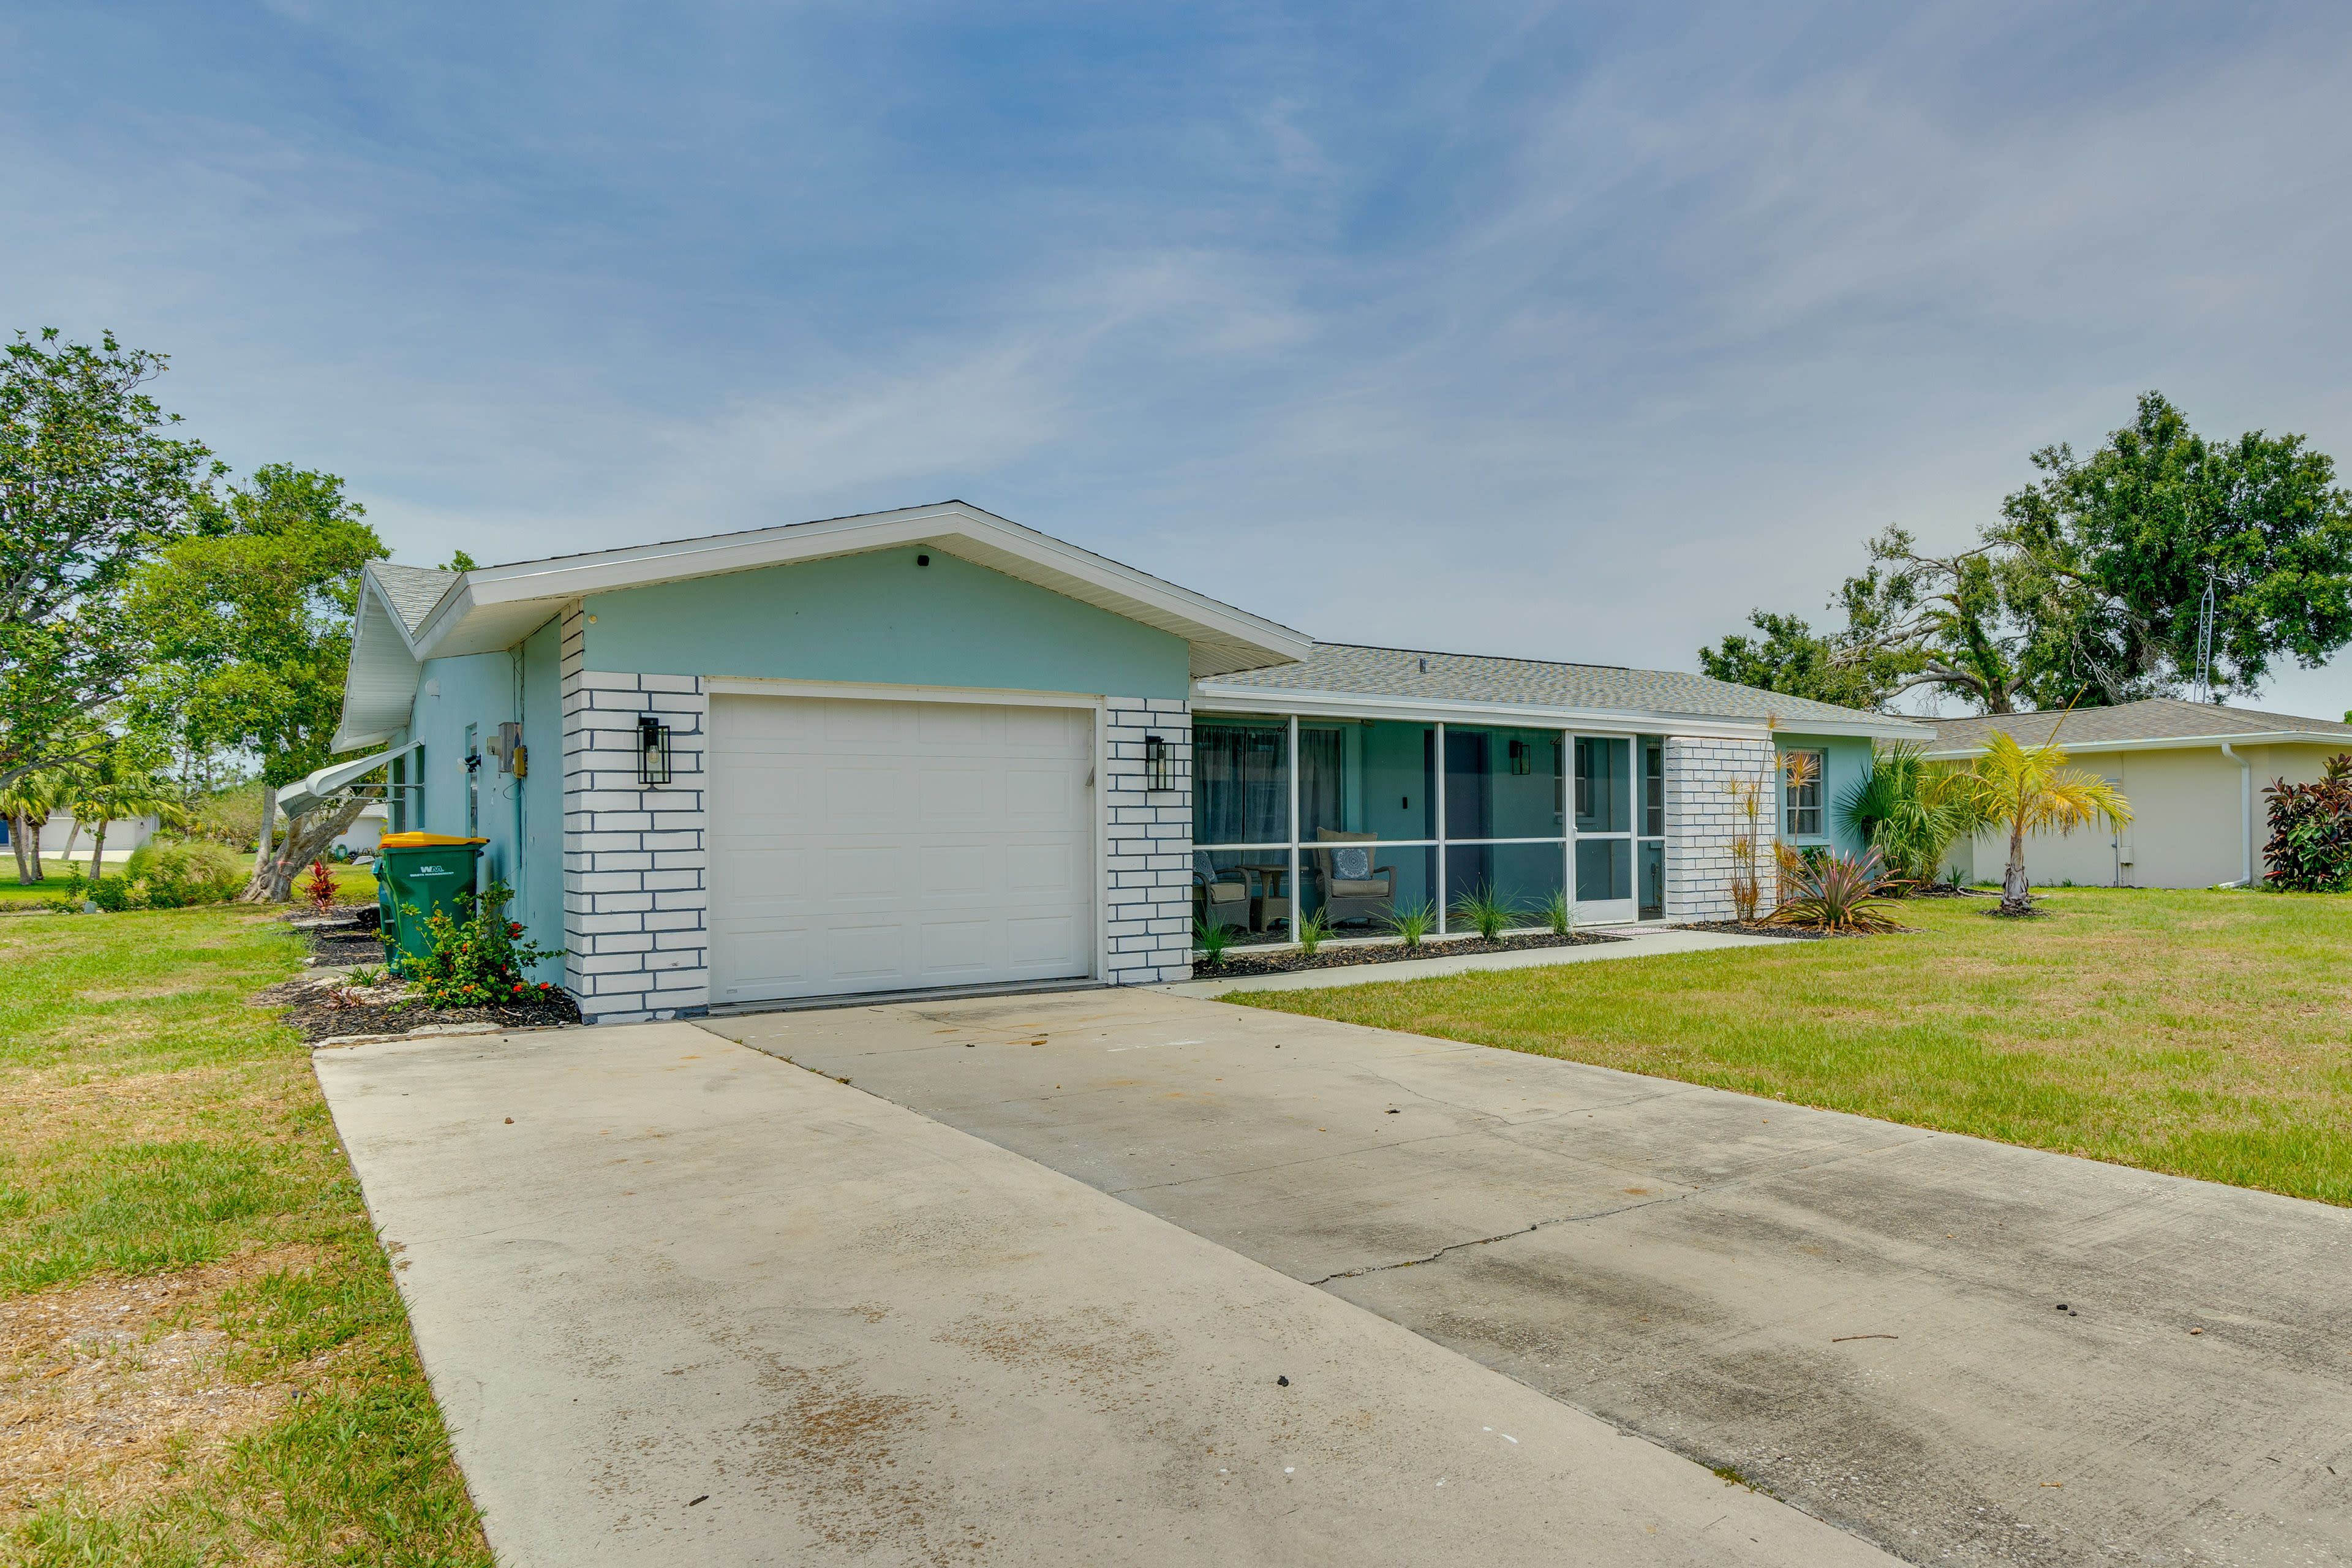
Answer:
[306,502,1927,1023]
[1925,698,2352,889]
[0,811,161,864]
[333,801,389,856]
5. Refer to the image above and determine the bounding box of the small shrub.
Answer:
[1381,900,1436,949]
[1449,883,1520,941]
[1540,889,1575,935]
[1194,918,1240,965]
[1770,848,1905,933]
[46,869,154,913]
[121,840,246,907]
[402,881,564,1008]
[1295,908,1333,956]
[346,964,388,988]
[2263,755,2352,891]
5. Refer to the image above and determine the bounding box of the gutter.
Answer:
[2218,742,2253,888]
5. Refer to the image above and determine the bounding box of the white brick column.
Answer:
[1664,735,1777,922]
[561,603,710,1023]
[1101,698,1193,985]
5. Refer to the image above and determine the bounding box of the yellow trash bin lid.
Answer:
[378,833,490,848]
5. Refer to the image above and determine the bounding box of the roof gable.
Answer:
[399,501,1310,680]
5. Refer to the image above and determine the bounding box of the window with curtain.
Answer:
[1192,719,1290,845]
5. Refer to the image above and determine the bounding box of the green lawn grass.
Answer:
[0,859,378,910]
[1232,888,2352,1206]
[0,904,488,1562]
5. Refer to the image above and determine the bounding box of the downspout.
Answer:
[2218,742,2252,888]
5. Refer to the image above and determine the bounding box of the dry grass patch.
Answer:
[0,1246,326,1529]
[2,907,488,1565]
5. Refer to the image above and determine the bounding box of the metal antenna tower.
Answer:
[2192,564,2217,702]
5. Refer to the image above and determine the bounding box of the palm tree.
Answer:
[1839,742,1990,888]
[0,767,67,885]
[1967,729,2132,914]
[64,752,187,881]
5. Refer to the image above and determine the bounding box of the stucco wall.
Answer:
[580,548,1193,701]
[395,641,568,969]
[1950,741,2350,889]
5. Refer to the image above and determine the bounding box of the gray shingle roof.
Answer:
[369,562,460,634]
[1200,643,1925,731]
[1925,697,2352,752]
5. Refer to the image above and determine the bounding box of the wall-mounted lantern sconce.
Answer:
[1144,733,1174,791]
[638,717,673,786]
[1509,738,1532,775]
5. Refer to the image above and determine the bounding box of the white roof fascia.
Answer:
[331,575,427,750]
[407,502,1313,679]
[1191,684,1934,741]
[1921,729,2352,760]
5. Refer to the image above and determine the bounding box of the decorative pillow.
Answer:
[1333,844,1370,880]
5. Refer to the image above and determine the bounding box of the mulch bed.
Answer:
[1674,919,1864,941]
[262,903,581,1044]
[257,977,581,1044]
[1194,929,1623,978]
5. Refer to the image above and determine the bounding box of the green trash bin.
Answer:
[375,833,489,974]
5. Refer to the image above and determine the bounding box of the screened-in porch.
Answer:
[1191,713,1668,938]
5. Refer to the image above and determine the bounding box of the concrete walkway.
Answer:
[704,988,2352,1567]
[1162,925,1784,997]
[316,1023,1895,1567]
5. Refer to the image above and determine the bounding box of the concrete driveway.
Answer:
[316,1022,1892,1567]
[702,988,2352,1567]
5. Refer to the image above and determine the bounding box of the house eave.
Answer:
[1190,682,1934,740]
[1921,729,2352,760]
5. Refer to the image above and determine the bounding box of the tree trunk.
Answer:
[244,795,368,902]
[88,821,110,882]
[2001,821,2031,913]
[60,818,81,861]
[9,812,31,885]
[251,785,277,878]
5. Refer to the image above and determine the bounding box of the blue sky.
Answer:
[8,1,2351,715]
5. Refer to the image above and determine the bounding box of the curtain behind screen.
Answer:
[1298,726,1344,839]
[1194,722,1287,843]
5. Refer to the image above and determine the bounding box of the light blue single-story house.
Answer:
[313,502,1928,1022]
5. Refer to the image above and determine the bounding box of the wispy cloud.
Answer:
[5,0,2350,710]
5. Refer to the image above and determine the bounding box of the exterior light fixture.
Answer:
[638,717,673,786]
[1144,733,1174,791]
[1509,739,1532,775]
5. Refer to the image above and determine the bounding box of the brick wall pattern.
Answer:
[560,603,711,1025]
[1664,735,1781,922]
[1100,698,1194,986]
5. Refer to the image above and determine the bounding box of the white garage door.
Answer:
[708,695,1095,1005]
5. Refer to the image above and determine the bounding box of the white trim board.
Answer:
[706,676,1110,710]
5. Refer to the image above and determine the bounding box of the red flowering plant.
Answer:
[401,880,565,1009]
[301,856,339,913]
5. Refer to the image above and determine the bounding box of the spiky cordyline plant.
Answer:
[1769,846,1906,933]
